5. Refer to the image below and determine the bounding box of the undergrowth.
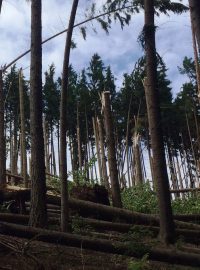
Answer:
[122,183,200,215]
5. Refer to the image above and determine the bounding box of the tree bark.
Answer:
[92,117,102,183]
[97,117,109,190]
[0,70,6,187]
[19,69,28,188]
[190,6,200,99]
[189,0,200,53]
[0,0,2,14]
[144,0,175,244]
[29,0,47,228]
[133,134,143,185]
[102,92,122,208]
[77,103,82,172]
[59,0,79,232]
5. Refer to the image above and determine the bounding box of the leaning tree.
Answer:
[59,0,79,232]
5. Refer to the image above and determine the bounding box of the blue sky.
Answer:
[0,0,193,97]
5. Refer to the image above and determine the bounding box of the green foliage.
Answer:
[47,175,75,194]
[128,254,149,270]
[101,0,188,31]
[47,175,60,193]
[172,193,200,214]
[68,156,98,185]
[122,183,200,215]
[72,216,94,235]
[128,226,155,240]
[122,183,158,214]
[80,26,87,40]
[0,203,10,213]
[121,226,155,258]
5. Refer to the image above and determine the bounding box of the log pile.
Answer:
[0,188,200,268]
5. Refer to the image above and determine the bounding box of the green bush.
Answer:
[172,193,200,214]
[122,183,158,214]
[122,183,200,215]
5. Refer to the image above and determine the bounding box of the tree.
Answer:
[189,0,200,53]
[43,64,60,129]
[143,0,174,244]
[87,53,105,115]
[0,70,5,186]
[29,0,47,228]
[59,0,79,232]
[19,69,28,187]
[0,0,2,14]
[103,91,122,208]
[104,66,116,101]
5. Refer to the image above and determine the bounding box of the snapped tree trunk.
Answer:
[92,117,102,183]
[0,70,6,187]
[144,0,175,244]
[102,91,122,208]
[59,0,79,232]
[19,69,28,188]
[29,0,47,228]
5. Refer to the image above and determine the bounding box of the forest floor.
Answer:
[1,184,200,269]
[0,235,198,270]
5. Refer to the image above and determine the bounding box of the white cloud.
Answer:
[0,0,193,97]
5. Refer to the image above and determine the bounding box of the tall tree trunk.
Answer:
[0,0,2,14]
[125,95,133,187]
[0,70,6,186]
[133,134,143,185]
[59,0,79,232]
[43,117,49,178]
[189,0,200,52]
[29,0,47,228]
[97,117,109,190]
[85,106,92,181]
[76,103,82,171]
[51,126,57,176]
[19,69,28,188]
[166,142,178,192]
[57,122,60,175]
[11,117,18,184]
[144,0,174,244]
[186,113,199,185]
[190,8,200,98]
[92,117,102,183]
[102,91,122,208]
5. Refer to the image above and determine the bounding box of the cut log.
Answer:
[0,222,200,267]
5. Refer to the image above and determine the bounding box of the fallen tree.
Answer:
[0,213,58,225]
[0,212,199,244]
[0,222,200,267]
[1,189,200,231]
